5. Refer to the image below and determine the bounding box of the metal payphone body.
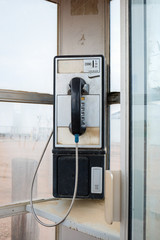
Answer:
[53,55,106,199]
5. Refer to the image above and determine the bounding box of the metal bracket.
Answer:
[107,92,120,105]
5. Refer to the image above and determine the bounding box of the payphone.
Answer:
[30,55,106,227]
[53,55,106,199]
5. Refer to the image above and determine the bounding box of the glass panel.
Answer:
[130,1,146,238]
[130,0,160,239]
[0,0,57,94]
[110,0,120,92]
[110,0,120,171]
[0,214,55,240]
[146,1,160,239]
[0,217,11,240]
[110,105,120,170]
[0,102,53,205]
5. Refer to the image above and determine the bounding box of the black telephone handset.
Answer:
[69,77,86,135]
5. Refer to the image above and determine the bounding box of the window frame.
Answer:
[0,89,53,105]
[120,0,130,239]
[0,90,54,218]
[0,0,58,219]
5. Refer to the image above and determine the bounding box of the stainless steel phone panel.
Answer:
[54,56,103,148]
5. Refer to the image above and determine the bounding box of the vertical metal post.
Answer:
[120,0,129,239]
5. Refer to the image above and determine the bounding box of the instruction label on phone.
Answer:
[84,59,100,73]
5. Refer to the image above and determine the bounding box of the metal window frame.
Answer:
[0,88,55,220]
[0,198,57,219]
[0,89,53,105]
[0,0,59,221]
[120,0,129,240]
[0,88,54,219]
[0,89,120,105]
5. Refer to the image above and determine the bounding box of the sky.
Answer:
[0,0,57,133]
[0,0,57,94]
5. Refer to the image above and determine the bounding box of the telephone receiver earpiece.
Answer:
[69,77,86,135]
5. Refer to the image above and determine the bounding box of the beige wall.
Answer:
[58,0,109,59]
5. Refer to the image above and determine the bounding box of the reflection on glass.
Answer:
[0,0,57,93]
[110,0,120,171]
[130,1,147,239]
[146,1,160,239]
[130,0,160,239]
[0,103,53,205]
[110,105,120,170]
[110,0,120,92]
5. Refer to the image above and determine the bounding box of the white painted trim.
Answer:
[120,0,129,239]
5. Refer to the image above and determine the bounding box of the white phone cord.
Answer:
[30,130,79,227]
